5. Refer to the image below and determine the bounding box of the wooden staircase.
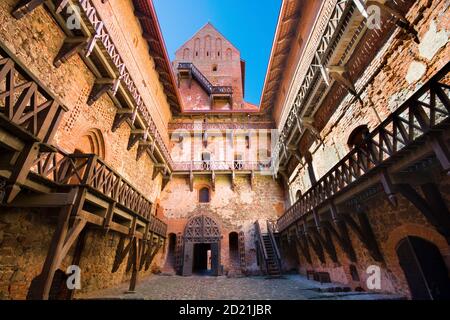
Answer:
[255,220,282,277]
[262,234,282,276]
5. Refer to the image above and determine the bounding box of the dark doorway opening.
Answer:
[396,236,450,300]
[163,233,177,272]
[193,243,212,275]
[229,232,239,269]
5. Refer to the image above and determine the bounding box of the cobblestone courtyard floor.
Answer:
[83,275,405,300]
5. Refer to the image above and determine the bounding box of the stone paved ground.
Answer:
[81,275,405,300]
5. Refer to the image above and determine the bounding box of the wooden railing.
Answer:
[31,148,166,235]
[278,64,450,232]
[172,160,272,172]
[267,220,281,271]
[178,62,233,95]
[272,0,353,167]
[0,45,67,143]
[254,220,268,272]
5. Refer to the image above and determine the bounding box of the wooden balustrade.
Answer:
[0,45,67,143]
[31,148,167,236]
[278,63,450,232]
[172,160,271,172]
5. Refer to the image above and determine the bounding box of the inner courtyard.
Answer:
[0,0,449,302]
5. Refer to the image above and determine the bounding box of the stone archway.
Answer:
[182,215,221,276]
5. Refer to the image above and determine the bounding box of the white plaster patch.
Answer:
[419,20,448,61]
[405,61,426,84]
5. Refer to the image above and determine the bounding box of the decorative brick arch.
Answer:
[75,128,107,160]
[383,223,450,296]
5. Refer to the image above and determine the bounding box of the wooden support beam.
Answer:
[30,187,87,300]
[87,79,114,106]
[127,238,141,293]
[189,169,194,192]
[144,237,163,271]
[328,66,358,97]
[127,129,146,151]
[324,203,357,262]
[162,174,172,191]
[398,183,450,244]
[3,142,40,204]
[294,224,312,264]
[430,133,450,175]
[136,142,149,161]
[306,227,326,264]
[379,170,398,207]
[250,170,255,190]
[67,227,88,300]
[12,0,44,19]
[231,170,236,191]
[311,211,338,263]
[112,235,134,273]
[53,37,88,68]
[343,211,383,262]
[211,171,216,191]
[6,189,79,208]
[366,0,419,43]
[152,163,166,180]
[142,32,159,46]
[111,110,133,132]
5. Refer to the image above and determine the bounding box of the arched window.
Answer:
[194,38,200,59]
[295,190,302,201]
[183,48,190,60]
[226,48,232,60]
[199,187,210,203]
[347,125,369,149]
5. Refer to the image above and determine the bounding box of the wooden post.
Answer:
[31,187,86,300]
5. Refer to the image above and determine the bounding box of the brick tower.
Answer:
[173,23,257,112]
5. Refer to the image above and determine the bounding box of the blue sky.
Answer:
[153,0,282,105]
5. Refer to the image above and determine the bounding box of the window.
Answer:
[245,135,250,149]
[347,125,369,148]
[207,51,209,57]
[196,51,199,57]
[295,190,302,201]
[199,187,210,203]
[212,64,218,72]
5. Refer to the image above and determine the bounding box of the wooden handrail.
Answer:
[277,62,450,232]
[267,220,281,268]
[254,220,268,261]
[31,147,168,236]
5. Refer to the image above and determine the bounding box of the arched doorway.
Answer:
[182,215,221,276]
[396,236,450,300]
[229,232,239,271]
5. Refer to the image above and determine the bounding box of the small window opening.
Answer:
[199,187,210,203]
